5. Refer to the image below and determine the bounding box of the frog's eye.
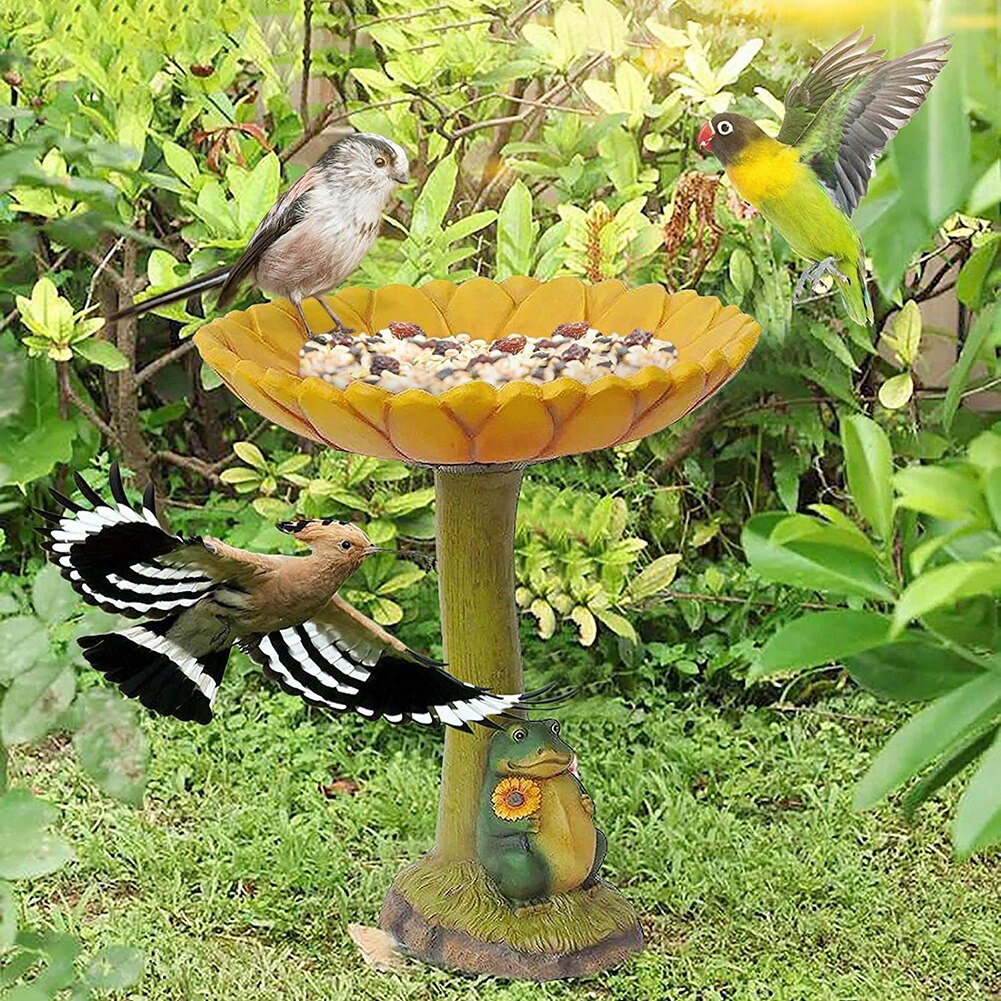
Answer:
[550,721,560,735]
[511,727,527,742]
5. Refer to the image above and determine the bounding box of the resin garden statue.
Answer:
[194,274,760,978]
[477,718,606,911]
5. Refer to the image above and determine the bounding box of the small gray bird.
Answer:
[110,132,410,333]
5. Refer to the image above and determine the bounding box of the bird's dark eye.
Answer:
[550,721,560,735]
[512,728,527,742]
[374,156,387,167]
[340,540,352,550]
[717,120,733,135]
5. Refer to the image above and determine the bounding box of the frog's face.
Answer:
[490,719,574,778]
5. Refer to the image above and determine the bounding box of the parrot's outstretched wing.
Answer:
[38,464,263,617]
[244,595,568,731]
[779,30,952,216]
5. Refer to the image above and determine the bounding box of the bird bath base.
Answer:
[380,858,642,979]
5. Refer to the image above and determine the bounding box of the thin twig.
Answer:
[84,237,125,313]
[661,589,842,612]
[135,340,196,386]
[59,365,119,444]
[156,450,224,485]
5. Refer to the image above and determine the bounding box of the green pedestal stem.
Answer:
[379,466,643,978]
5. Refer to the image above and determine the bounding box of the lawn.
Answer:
[11,671,1001,1001]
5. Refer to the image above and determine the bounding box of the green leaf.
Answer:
[161,140,199,187]
[902,726,997,819]
[629,554,681,601]
[377,568,426,595]
[32,563,78,624]
[957,233,1000,308]
[236,153,280,234]
[74,337,129,371]
[594,609,637,643]
[878,371,914,410]
[841,414,893,540]
[0,616,50,682]
[891,561,1001,636]
[742,513,893,600]
[753,611,891,678]
[73,691,149,805]
[83,944,145,990]
[954,730,1001,858]
[728,248,754,295]
[943,304,1000,433]
[410,154,457,238]
[893,465,988,525]
[442,210,496,245]
[0,880,15,949]
[233,441,268,471]
[496,181,537,281]
[844,640,984,701]
[1,664,76,745]
[0,789,74,879]
[529,599,556,639]
[571,605,597,646]
[853,668,1001,809]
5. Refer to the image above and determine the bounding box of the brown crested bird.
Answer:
[109,133,409,334]
[38,465,559,728]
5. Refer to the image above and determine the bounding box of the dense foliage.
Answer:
[1,0,1000,994]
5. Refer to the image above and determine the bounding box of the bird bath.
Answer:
[195,275,759,979]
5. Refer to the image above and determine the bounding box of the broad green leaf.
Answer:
[881,300,922,366]
[442,211,496,245]
[893,465,988,525]
[233,441,267,470]
[891,560,1001,636]
[728,248,754,295]
[841,414,893,539]
[878,372,914,410]
[1,664,76,745]
[0,616,50,682]
[74,337,129,371]
[0,880,15,948]
[954,730,1001,858]
[629,554,681,601]
[73,692,148,805]
[943,304,1000,433]
[0,789,74,879]
[853,668,1001,809]
[753,611,891,678]
[743,513,892,600]
[529,599,556,639]
[571,605,597,646]
[161,140,199,187]
[410,155,457,239]
[583,0,627,56]
[32,563,78,624]
[84,944,145,990]
[496,181,537,281]
[957,233,1000,308]
[845,640,984,701]
[15,277,74,342]
[902,725,997,819]
[594,609,637,643]
[377,568,426,595]
[236,153,280,234]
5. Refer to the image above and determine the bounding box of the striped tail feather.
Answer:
[107,265,230,322]
[79,616,230,724]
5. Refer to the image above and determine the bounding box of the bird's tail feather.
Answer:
[107,265,230,322]
[837,252,874,327]
[79,615,230,724]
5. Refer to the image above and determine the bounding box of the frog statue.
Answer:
[476,718,607,912]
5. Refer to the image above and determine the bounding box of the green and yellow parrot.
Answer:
[697,30,952,325]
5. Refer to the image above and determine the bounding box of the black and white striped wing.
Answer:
[39,465,219,618]
[245,598,560,731]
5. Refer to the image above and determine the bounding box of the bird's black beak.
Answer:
[392,169,409,185]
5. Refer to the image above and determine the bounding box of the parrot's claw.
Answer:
[793,257,850,304]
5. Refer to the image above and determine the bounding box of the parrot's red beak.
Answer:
[697,121,714,155]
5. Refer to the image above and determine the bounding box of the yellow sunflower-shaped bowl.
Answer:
[194,276,759,466]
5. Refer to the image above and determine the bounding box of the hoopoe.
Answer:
[38,465,561,729]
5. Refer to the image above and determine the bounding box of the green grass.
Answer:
[10,677,1001,1001]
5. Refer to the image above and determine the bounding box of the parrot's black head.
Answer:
[697,114,767,167]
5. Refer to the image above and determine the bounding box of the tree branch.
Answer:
[58,363,119,444]
[654,401,727,478]
[156,450,224,485]
[135,340,196,386]
[300,0,313,123]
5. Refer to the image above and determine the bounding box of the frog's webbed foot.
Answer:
[793,257,849,304]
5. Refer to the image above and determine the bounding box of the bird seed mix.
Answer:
[298,321,679,394]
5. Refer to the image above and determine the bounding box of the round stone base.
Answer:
[378,857,643,980]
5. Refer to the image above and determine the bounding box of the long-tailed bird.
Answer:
[38,465,559,729]
[697,30,952,324]
[109,133,409,334]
